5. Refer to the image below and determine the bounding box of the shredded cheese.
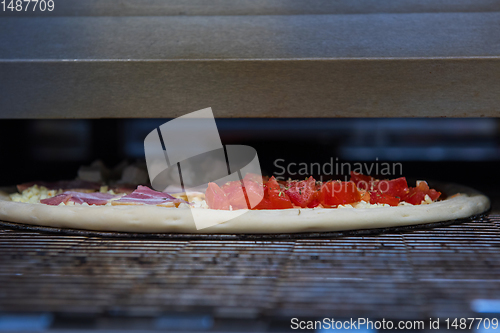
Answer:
[10,185,60,204]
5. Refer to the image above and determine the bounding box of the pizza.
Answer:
[0,172,490,234]
[205,173,441,210]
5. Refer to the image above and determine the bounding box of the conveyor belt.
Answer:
[0,215,499,331]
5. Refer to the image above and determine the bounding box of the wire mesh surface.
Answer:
[1,215,500,330]
[0,217,470,240]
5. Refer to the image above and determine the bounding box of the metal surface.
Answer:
[0,213,485,240]
[4,14,500,60]
[1,215,499,327]
[2,59,500,119]
[1,12,500,118]
[2,0,500,17]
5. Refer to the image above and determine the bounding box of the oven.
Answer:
[0,1,499,332]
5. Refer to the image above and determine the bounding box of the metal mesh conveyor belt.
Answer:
[1,215,500,325]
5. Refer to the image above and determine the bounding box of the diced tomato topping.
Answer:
[428,189,441,201]
[369,192,400,206]
[307,197,321,208]
[266,176,294,209]
[221,180,241,194]
[350,171,375,190]
[360,190,370,202]
[252,184,273,209]
[253,198,273,209]
[208,172,441,210]
[320,181,361,207]
[285,176,319,208]
[242,181,264,209]
[374,177,409,198]
[208,177,267,210]
[351,172,409,198]
[417,180,430,192]
[213,176,294,210]
[402,187,426,205]
[402,181,441,205]
[205,182,230,210]
[221,180,249,209]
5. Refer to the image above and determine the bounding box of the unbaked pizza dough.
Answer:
[0,183,489,234]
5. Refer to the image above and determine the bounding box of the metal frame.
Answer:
[1,11,500,118]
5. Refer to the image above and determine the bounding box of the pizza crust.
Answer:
[0,183,490,234]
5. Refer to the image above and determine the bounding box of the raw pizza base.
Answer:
[0,183,490,234]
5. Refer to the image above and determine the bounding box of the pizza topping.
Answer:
[109,184,137,195]
[112,194,173,206]
[353,201,391,209]
[359,190,371,202]
[10,185,60,204]
[39,193,72,206]
[252,191,273,209]
[205,183,230,210]
[204,172,441,210]
[266,176,294,209]
[351,172,409,198]
[17,183,189,208]
[350,171,442,206]
[369,192,400,206]
[111,186,187,207]
[401,180,441,205]
[132,185,174,198]
[242,176,267,208]
[205,176,296,210]
[221,180,249,210]
[18,173,441,210]
[208,175,272,210]
[376,177,410,198]
[67,192,118,205]
[285,176,320,208]
[350,172,376,189]
[320,181,362,208]
[41,192,117,206]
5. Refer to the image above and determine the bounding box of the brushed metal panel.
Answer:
[1,13,500,59]
[0,0,499,17]
[1,13,499,118]
[1,59,498,118]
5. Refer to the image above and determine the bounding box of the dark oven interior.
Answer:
[0,118,499,332]
[2,0,500,331]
